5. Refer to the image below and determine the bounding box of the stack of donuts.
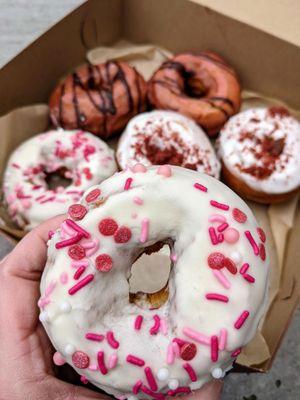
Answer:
[2,48,299,399]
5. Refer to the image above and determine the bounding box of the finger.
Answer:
[55,379,111,400]
[181,380,223,400]
[3,214,65,279]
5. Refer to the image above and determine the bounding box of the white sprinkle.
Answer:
[211,368,223,379]
[59,301,72,313]
[157,368,169,381]
[230,251,242,264]
[39,311,49,322]
[168,379,179,390]
[64,344,76,355]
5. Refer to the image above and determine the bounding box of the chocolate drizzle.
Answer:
[55,61,141,136]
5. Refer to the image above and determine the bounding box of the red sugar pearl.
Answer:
[259,243,266,261]
[72,351,90,369]
[85,188,101,203]
[68,204,87,220]
[99,218,118,236]
[114,227,132,244]
[68,244,86,260]
[257,227,266,243]
[96,254,113,272]
[180,343,197,361]
[207,252,225,269]
[222,257,237,275]
[232,208,247,223]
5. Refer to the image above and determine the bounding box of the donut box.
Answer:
[0,0,299,378]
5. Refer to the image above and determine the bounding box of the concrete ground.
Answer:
[0,1,299,399]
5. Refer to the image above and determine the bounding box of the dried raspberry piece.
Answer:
[85,188,101,203]
[72,351,90,369]
[114,227,132,243]
[268,106,290,118]
[68,204,87,220]
[99,218,118,236]
[257,227,266,243]
[222,257,237,274]
[232,208,247,223]
[95,254,113,272]
[207,252,225,269]
[68,244,86,260]
[259,243,266,261]
[180,343,197,361]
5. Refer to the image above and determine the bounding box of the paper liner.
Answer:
[0,41,299,368]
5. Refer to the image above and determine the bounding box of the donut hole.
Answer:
[129,242,172,309]
[183,72,207,98]
[45,167,72,190]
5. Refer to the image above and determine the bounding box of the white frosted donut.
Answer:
[39,165,269,398]
[117,111,220,178]
[3,129,117,230]
[218,107,300,194]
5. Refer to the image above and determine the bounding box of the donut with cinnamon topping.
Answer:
[49,61,147,139]
[218,107,300,203]
[148,52,241,136]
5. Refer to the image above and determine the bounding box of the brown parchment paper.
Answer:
[0,41,299,369]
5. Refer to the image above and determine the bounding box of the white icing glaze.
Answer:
[39,165,269,398]
[3,129,117,229]
[117,111,220,178]
[218,107,300,194]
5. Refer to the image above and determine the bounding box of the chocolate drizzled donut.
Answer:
[49,61,147,139]
[148,52,241,137]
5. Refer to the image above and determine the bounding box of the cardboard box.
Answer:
[0,0,299,374]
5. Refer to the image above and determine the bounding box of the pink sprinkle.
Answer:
[160,318,168,335]
[61,221,76,236]
[88,364,98,371]
[133,196,143,205]
[210,200,230,211]
[209,214,227,223]
[140,218,149,243]
[243,273,255,283]
[124,177,133,190]
[68,274,94,295]
[183,363,197,382]
[205,293,229,302]
[53,351,66,366]
[172,342,180,356]
[234,310,250,329]
[85,240,99,257]
[219,328,227,350]
[211,335,219,362]
[134,315,143,330]
[65,219,90,239]
[81,239,98,249]
[106,331,119,349]
[73,266,86,280]
[108,353,118,369]
[168,387,191,396]
[85,333,104,342]
[132,380,143,395]
[12,162,21,169]
[132,163,147,173]
[36,194,46,201]
[157,165,172,177]
[167,343,175,364]
[40,196,55,204]
[240,263,250,275]
[126,355,145,367]
[231,348,242,357]
[144,366,158,391]
[212,270,231,289]
[182,327,210,345]
[45,281,56,297]
[97,351,108,375]
[224,228,240,244]
[38,297,50,309]
[209,227,218,245]
[217,233,224,243]
[173,338,186,347]
[80,375,88,385]
[244,231,259,255]
[150,315,160,335]
[217,223,229,232]
[60,272,68,285]
[48,230,55,239]
[71,259,89,268]
[55,234,83,249]
[170,252,177,262]
[194,183,208,192]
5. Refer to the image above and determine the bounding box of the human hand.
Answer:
[0,216,223,400]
